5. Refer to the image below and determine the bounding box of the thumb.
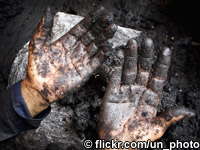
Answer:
[30,6,54,48]
[150,106,195,141]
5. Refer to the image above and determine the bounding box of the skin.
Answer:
[20,6,195,148]
[21,6,117,117]
[99,38,195,150]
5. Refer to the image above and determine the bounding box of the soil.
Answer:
[0,0,199,149]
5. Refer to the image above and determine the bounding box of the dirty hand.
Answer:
[21,6,117,117]
[99,38,195,148]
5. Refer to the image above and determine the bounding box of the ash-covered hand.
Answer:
[99,38,195,146]
[21,6,117,117]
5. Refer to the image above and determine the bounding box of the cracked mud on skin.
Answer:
[99,37,195,146]
[23,6,117,105]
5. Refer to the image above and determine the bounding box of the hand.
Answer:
[21,6,117,117]
[99,38,195,147]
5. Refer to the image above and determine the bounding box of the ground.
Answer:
[0,0,199,149]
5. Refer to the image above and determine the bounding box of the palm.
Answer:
[99,38,195,144]
[26,6,117,103]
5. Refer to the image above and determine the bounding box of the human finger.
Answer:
[148,47,171,95]
[30,6,54,49]
[150,106,195,141]
[122,38,138,85]
[86,23,117,57]
[136,38,154,86]
[107,51,124,90]
[80,12,114,46]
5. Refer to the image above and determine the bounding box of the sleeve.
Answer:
[0,81,51,148]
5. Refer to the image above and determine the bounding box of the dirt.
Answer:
[0,0,199,149]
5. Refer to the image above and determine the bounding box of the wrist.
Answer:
[21,78,50,117]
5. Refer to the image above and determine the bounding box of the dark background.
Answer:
[0,0,200,149]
